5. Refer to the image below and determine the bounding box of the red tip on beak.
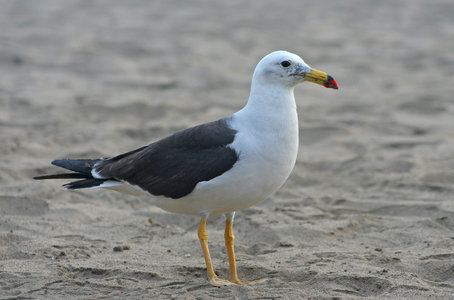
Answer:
[324,75,339,89]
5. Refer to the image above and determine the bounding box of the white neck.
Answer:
[234,76,298,131]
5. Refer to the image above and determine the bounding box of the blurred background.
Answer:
[1,0,454,298]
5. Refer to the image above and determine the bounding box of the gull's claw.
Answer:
[228,277,268,286]
[209,276,237,287]
[209,276,267,287]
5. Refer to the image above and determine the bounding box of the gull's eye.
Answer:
[281,60,291,68]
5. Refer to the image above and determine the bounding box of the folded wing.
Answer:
[94,118,238,199]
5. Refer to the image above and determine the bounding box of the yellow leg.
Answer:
[197,217,233,286]
[224,213,242,284]
[224,212,267,286]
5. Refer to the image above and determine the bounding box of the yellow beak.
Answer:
[304,68,339,89]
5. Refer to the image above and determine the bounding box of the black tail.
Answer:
[63,178,108,189]
[34,159,111,190]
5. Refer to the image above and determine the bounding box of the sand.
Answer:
[1,0,454,298]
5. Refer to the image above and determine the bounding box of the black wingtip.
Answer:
[51,159,64,167]
[51,159,99,175]
[33,173,89,180]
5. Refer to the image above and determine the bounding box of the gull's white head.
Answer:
[253,50,338,89]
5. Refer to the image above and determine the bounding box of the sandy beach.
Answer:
[1,0,454,298]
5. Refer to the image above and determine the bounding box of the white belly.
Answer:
[154,109,299,216]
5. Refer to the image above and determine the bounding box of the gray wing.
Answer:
[94,118,238,199]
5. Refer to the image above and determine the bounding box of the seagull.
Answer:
[34,50,338,286]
